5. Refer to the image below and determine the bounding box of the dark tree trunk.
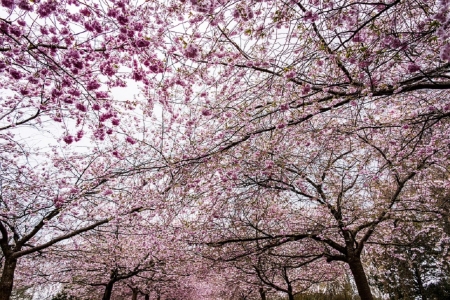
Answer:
[259,287,266,300]
[102,281,115,300]
[348,256,373,300]
[144,295,149,300]
[414,266,427,300]
[287,284,294,300]
[0,256,17,300]
[131,289,138,300]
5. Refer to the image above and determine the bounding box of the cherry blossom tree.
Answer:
[0,1,171,299]
[149,0,450,298]
[2,0,450,299]
[0,144,137,300]
[175,107,450,299]
[28,220,181,300]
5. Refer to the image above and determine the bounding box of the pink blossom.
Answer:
[285,70,296,79]
[265,160,274,169]
[117,15,129,25]
[87,80,101,90]
[149,61,164,73]
[304,10,318,22]
[95,91,108,99]
[280,103,289,111]
[73,61,84,69]
[136,39,150,48]
[184,44,200,59]
[9,69,22,80]
[37,1,57,18]
[407,63,420,73]
[75,103,87,112]
[99,112,113,122]
[18,0,32,11]
[440,43,450,61]
[63,135,74,144]
[1,0,14,9]
[54,196,64,208]
[201,109,212,116]
[63,98,74,104]
[126,136,136,144]
[9,26,21,37]
[132,72,143,81]
[302,84,311,94]
[79,7,90,16]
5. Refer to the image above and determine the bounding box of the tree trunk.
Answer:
[131,289,138,300]
[287,284,294,300]
[144,295,149,300]
[0,256,17,300]
[102,281,115,300]
[414,266,427,300]
[348,256,373,300]
[259,287,266,300]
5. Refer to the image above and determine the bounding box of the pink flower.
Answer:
[440,43,450,61]
[75,103,87,112]
[87,80,101,90]
[79,7,90,16]
[304,10,318,22]
[117,15,128,26]
[265,160,274,169]
[54,196,64,208]
[104,189,113,195]
[285,70,296,79]
[302,84,311,94]
[184,44,200,59]
[37,1,57,18]
[9,69,22,80]
[18,0,32,11]
[201,109,212,116]
[126,136,136,144]
[149,61,164,73]
[136,39,150,48]
[63,135,74,144]
[132,72,143,81]
[1,0,14,9]
[280,103,289,111]
[99,112,113,122]
[407,63,420,73]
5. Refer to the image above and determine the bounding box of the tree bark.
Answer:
[102,281,115,300]
[0,256,17,300]
[287,284,294,300]
[131,289,138,300]
[259,287,266,300]
[414,266,427,300]
[144,295,149,300]
[348,256,373,300]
